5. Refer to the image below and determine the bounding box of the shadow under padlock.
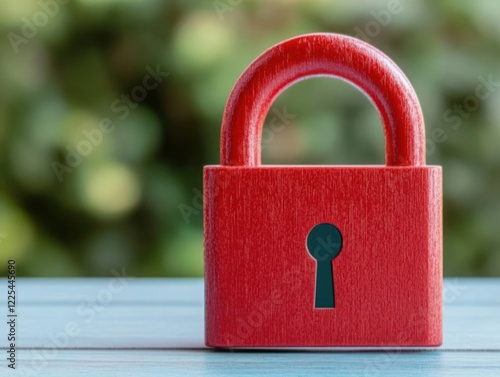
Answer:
[306,223,343,308]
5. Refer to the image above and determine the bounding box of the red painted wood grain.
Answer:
[220,33,425,167]
[204,33,442,347]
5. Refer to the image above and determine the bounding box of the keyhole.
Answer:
[306,223,343,308]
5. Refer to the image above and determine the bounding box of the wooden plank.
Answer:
[13,349,500,377]
[0,279,499,350]
[0,278,497,305]
[0,279,499,376]
[4,303,500,350]
[0,278,203,305]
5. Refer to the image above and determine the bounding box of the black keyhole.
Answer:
[306,223,343,308]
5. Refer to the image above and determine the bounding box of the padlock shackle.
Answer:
[220,33,426,167]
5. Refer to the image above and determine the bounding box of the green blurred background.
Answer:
[0,0,499,277]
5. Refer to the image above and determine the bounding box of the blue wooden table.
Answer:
[1,278,499,376]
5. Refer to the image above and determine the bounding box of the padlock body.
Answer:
[204,166,442,347]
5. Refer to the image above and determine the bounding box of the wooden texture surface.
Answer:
[0,278,499,376]
[204,167,442,346]
[205,33,442,346]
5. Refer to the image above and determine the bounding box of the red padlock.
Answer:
[204,33,442,347]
